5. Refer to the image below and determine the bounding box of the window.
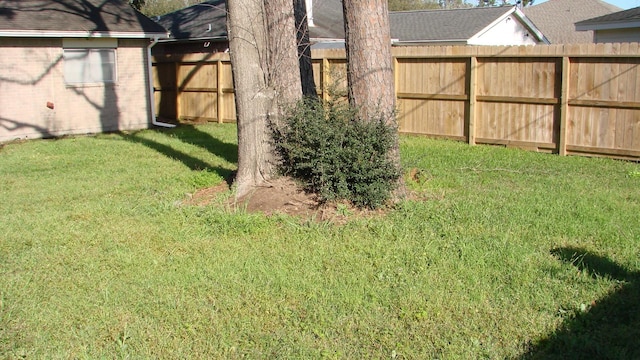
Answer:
[63,48,116,85]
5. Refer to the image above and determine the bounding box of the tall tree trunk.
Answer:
[294,0,317,97]
[226,0,276,197]
[265,0,303,112]
[227,0,306,197]
[342,0,404,195]
[342,0,395,121]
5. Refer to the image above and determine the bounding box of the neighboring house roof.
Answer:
[155,0,227,41]
[154,1,548,48]
[0,0,167,38]
[308,0,344,40]
[523,0,621,43]
[390,6,548,44]
[575,6,640,30]
[155,0,343,43]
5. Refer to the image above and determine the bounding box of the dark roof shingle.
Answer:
[390,6,516,42]
[575,6,640,28]
[155,0,345,41]
[523,0,621,43]
[0,0,166,36]
[155,0,227,40]
[309,0,344,39]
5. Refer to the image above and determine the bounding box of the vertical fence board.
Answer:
[468,57,477,145]
[558,57,570,155]
[152,62,177,120]
[217,59,223,123]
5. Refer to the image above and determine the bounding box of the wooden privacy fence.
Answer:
[153,43,640,160]
[153,52,236,123]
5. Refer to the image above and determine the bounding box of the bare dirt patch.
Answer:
[184,177,385,223]
[184,182,231,207]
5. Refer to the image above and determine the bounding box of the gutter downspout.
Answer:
[147,37,176,128]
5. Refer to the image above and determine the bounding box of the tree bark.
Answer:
[342,0,395,122]
[226,0,276,197]
[294,0,317,97]
[265,0,303,109]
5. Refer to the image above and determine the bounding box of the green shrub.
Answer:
[271,98,400,209]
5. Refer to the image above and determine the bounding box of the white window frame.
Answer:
[63,38,118,86]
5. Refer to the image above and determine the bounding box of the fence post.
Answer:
[558,56,570,156]
[175,61,181,121]
[393,55,399,110]
[468,56,478,146]
[217,59,224,124]
[322,57,329,102]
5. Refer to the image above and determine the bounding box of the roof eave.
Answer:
[392,39,469,45]
[469,6,517,42]
[159,36,228,43]
[310,38,345,43]
[512,8,551,44]
[575,21,640,31]
[0,30,169,39]
[468,7,550,45]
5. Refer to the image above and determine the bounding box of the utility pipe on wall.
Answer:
[147,37,175,128]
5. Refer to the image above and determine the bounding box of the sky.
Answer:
[534,0,640,9]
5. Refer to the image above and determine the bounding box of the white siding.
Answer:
[594,28,640,43]
[469,15,540,46]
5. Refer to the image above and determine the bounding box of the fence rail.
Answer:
[153,43,640,160]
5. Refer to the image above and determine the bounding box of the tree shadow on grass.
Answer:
[122,125,237,185]
[164,124,238,165]
[519,247,640,359]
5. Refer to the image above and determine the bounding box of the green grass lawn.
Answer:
[1,124,639,359]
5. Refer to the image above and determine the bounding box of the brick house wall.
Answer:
[0,38,152,142]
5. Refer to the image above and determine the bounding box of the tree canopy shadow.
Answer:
[122,125,237,185]
[518,247,640,359]
[165,124,238,165]
[1,117,55,140]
